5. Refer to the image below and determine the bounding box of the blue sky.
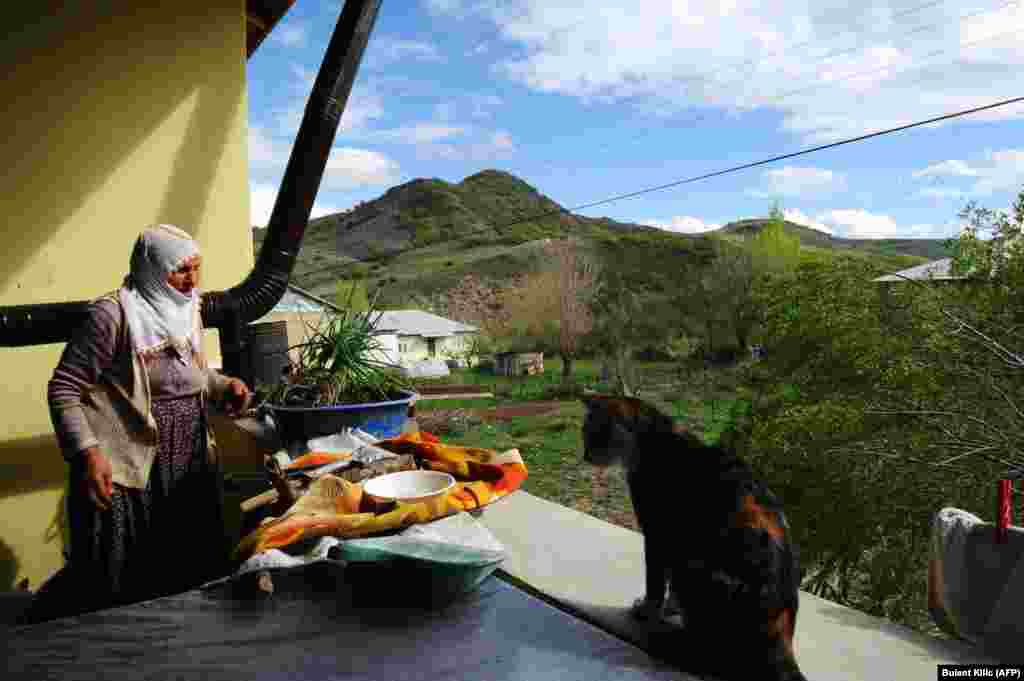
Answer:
[246,0,1024,240]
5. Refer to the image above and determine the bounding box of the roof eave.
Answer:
[247,0,297,59]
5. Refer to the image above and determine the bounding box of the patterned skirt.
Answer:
[27,395,226,622]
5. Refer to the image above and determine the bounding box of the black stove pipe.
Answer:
[0,0,382,374]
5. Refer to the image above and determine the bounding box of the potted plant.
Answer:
[258,291,416,443]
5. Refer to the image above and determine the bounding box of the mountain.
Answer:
[253,169,946,311]
[713,218,952,260]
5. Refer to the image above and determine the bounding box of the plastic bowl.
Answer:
[363,470,456,504]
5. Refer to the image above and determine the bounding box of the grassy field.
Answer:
[413,358,751,532]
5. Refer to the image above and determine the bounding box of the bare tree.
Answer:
[496,239,598,380]
[548,239,597,380]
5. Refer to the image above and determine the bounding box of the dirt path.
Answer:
[482,401,564,421]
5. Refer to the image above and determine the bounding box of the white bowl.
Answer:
[363,470,456,504]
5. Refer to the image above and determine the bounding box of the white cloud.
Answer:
[807,208,942,239]
[427,1,1024,143]
[250,183,349,227]
[321,148,402,192]
[912,148,1024,197]
[782,208,834,235]
[430,95,503,122]
[311,199,345,220]
[248,125,290,184]
[817,209,896,238]
[413,129,516,162]
[913,159,979,178]
[915,186,970,200]
[367,37,444,66]
[424,0,470,15]
[250,183,278,228]
[975,149,1024,194]
[272,24,308,48]
[749,166,845,198]
[367,123,465,145]
[641,216,720,234]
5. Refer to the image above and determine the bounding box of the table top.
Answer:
[4,567,690,681]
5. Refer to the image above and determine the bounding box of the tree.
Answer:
[675,236,757,360]
[588,266,644,396]
[499,239,597,379]
[861,189,1024,479]
[731,187,1024,633]
[501,269,561,354]
[751,202,801,273]
[549,239,597,380]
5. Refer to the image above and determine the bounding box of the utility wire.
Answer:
[294,3,1021,282]
[292,89,1024,286]
[567,93,1024,215]
[508,0,1019,177]
[291,16,1024,282]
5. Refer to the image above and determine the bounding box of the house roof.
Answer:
[872,258,965,283]
[261,292,477,338]
[271,285,342,313]
[373,310,478,338]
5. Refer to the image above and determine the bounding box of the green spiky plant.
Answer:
[265,287,410,407]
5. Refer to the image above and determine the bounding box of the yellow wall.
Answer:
[0,0,251,590]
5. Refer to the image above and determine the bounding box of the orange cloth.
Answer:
[234,431,527,561]
[284,452,352,470]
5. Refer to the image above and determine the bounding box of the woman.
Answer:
[30,224,251,622]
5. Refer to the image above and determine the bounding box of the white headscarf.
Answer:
[119,224,201,363]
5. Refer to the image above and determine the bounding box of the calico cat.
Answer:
[581,394,806,681]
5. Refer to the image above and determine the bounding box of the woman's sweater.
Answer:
[48,294,231,487]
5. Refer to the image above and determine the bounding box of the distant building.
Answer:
[872,258,968,328]
[251,292,478,369]
[373,310,478,366]
[872,238,1020,327]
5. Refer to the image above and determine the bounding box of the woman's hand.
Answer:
[82,447,113,512]
[224,378,252,417]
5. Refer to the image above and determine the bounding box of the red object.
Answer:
[997,479,1012,544]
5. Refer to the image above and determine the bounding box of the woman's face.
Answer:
[167,255,201,294]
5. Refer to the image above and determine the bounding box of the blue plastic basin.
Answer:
[266,389,417,443]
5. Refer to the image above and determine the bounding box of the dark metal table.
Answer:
[3,565,692,681]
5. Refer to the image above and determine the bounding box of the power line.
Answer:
[292,90,1024,286]
[292,7,1024,282]
[502,0,1018,176]
[567,94,1024,215]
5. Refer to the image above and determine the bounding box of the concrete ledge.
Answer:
[480,491,993,680]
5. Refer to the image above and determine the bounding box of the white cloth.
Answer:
[119,224,201,363]
[931,506,1024,657]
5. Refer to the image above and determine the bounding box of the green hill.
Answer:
[715,218,951,260]
[253,169,945,313]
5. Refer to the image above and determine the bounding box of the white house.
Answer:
[373,310,478,366]
[252,289,477,368]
